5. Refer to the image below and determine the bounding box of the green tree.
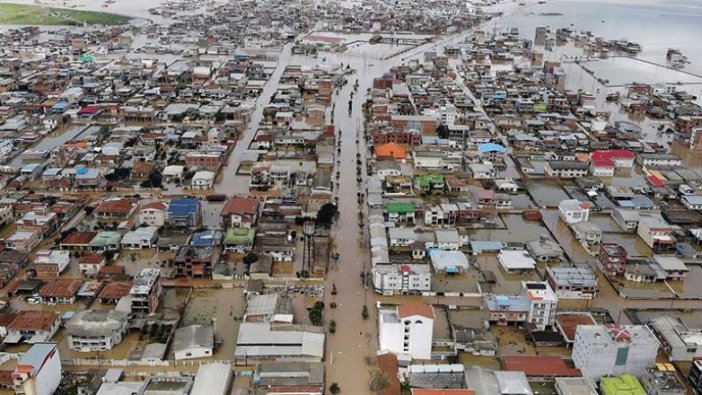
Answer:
[436,123,450,139]
[362,305,369,320]
[369,368,391,392]
[315,203,338,228]
[243,253,259,265]
[309,308,323,326]
[329,383,340,394]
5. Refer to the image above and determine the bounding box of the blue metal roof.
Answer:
[478,143,506,153]
[168,198,200,215]
[52,101,69,110]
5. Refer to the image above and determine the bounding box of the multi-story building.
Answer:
[521,281,558,331]
[378,302,434,359]
[12,343,62,395]
[558,199,591,225]
[167,198,202,228]
[372,264,431,296]
[572,324,659,379]
[545,266,599,299]
[637,214,677,251]
[129,268,163,315]
[15,211,58,237]
[599,243,628,276]
[65,309,129,352]
[185,151,223,171]
[649,316,702,361]
[221,196,260,228]
[33,250,70,278]
[138,201,168,227]
[545,160,589,178]
[641,365,685,395]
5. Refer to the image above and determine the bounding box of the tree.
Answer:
[362,305,369,320]
[243,253,259,265]
[369,368,391,392]
[329,319,336,334]
[436,123,450,139]
[315,203,338,228]
[329,383,340,394]
[147,170,163,188]
[309,308,323,326]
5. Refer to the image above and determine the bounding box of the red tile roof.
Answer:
[555,313,597,342]
[61,231,97,246]
[98,281,132,300]
[501,356,581,377]
[221,196,260,216]
[140,201,168,212]
[39,279,83,298]
[8,310,59,331]
[79,253,105,264]
[398,302,434,319]
[96,198,136,215]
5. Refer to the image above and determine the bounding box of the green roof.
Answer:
[414,174,445,187]
[600,374,646,395]
[89,231,123,247]
[224,227,256,245]
[386,202,415,214]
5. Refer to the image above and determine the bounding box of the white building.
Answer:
[572,324,659,379]
[12,343,62,395]
[191,170,215,189]
[121,226,159,249]
[138,202,168,227]
[172,325,214,360]
[521,281,558,331]
[378,302,434,360]
[372,264,431,296]
[65,309,129,352]
[558,200,591,224]
[190,363,232,395]
[130,268,163,315]
[498,250,536,273]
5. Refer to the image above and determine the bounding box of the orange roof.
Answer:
[98,281,132,300]
[39,279,82,298]
[412,390,476,395]
[8,310,59,331]
[398,302,434,319]
[375,142,407,159]
[376,353,401,395]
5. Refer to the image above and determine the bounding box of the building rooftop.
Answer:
[190,363,231,395]
[501,356,581,378]
[172,325,214,355]
[65,309,128,337]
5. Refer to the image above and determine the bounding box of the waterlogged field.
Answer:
[0,2,130,25]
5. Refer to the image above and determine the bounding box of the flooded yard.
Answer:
[432,272,480,294]
[525,181,571,208]
[541,209,591,262]
[180,287,246,360]
[669,264,702,299]
[601,233,651,257]
[470,214,551,244]
[475,254,541,295]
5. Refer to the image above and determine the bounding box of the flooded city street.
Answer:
[2,0,702,393]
